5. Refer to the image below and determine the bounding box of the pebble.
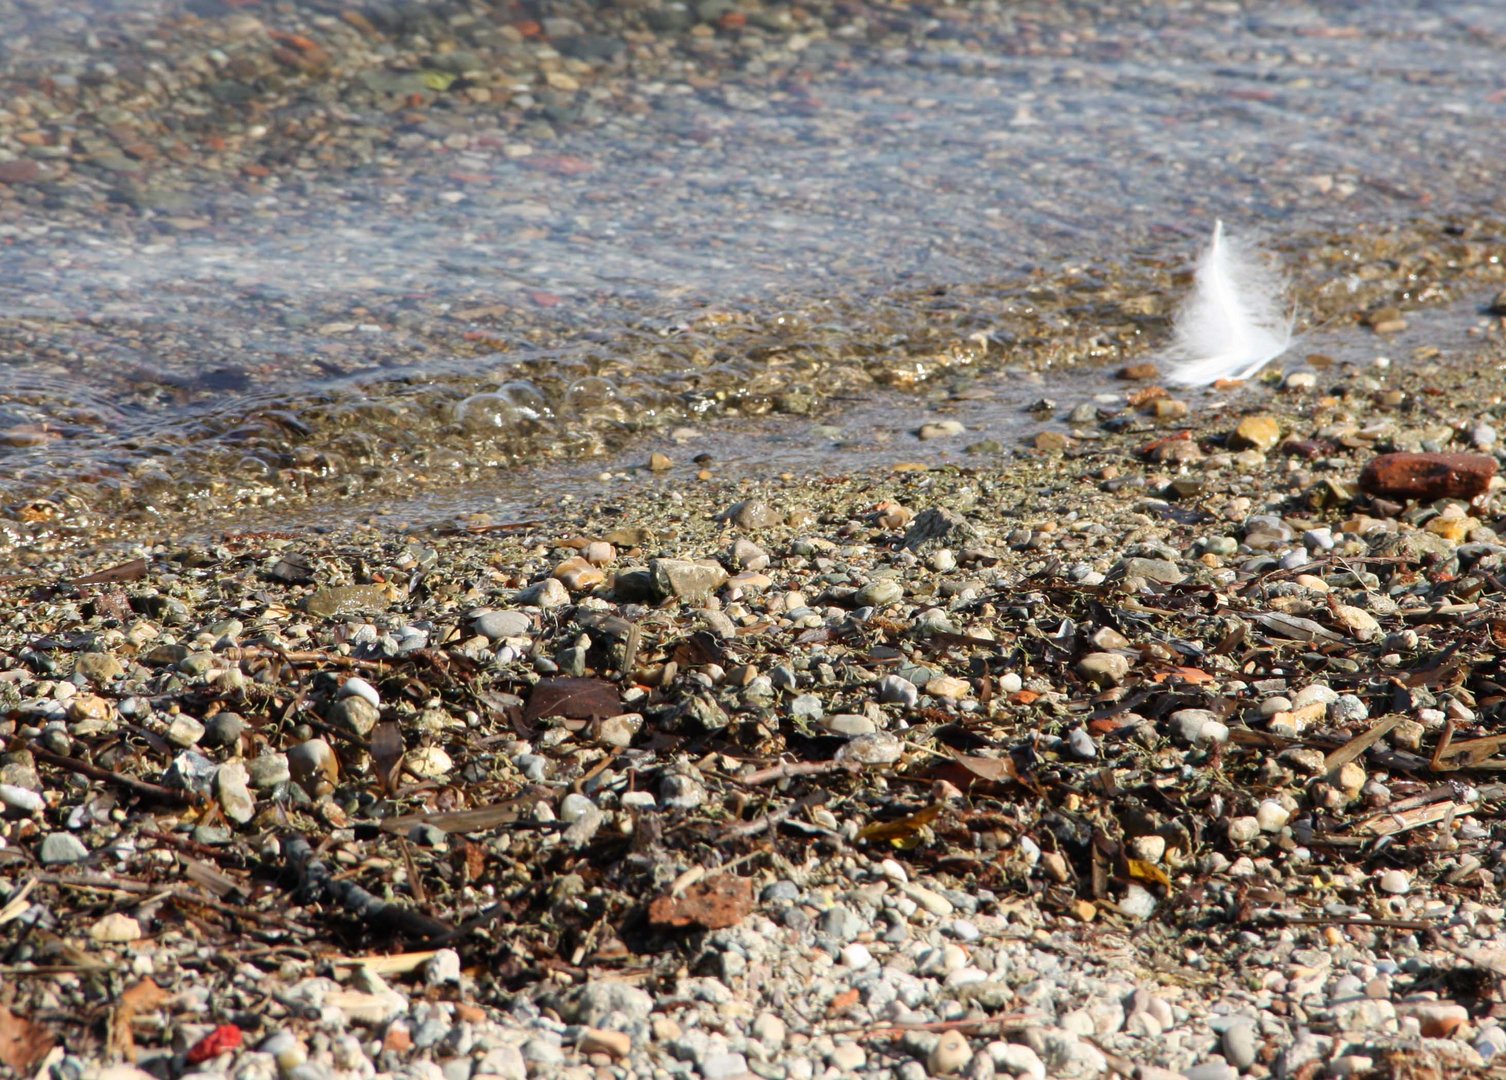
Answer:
[927,1030,973,1075]
[287,738,339,795]
[1077,652,1130,687]
[40,832,90,865]
[1221,1019,1259,1069]
[878,674,920,707]
[215,761,256,824]
[1170,709,1230,746]
[475,610,533,640]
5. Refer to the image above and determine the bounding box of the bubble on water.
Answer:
[455,380,550,434]
[563,375,637,425]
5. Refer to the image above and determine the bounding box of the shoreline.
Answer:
[4,328,1506,1076]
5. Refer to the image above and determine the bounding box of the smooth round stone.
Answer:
[475,610,532,640]
[339,676,380,707]
[1066,728,1096,760]
[1291,684,1337,709]
[288,738,339,794]
[824,714,877,737]
[927,1029,972,1076]
[202,711,246,749]
[558,793,595,824]
[1222,1019,1259,1070]
[1377,869,1410,895]
[1256,799,1291,832]
[1227,817,1261,845]
[215,761,256,825]
[855,579,904,607]
[0,784,44,813]
[1171,709,1230,746]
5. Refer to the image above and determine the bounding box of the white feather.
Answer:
[1164,220,1293,386]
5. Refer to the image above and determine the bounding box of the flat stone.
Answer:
[475,610,532,640]
[650,558,728,601]
[288,738,339,795]
[303,584,391,618]
[903,507,980,552]
[75,652,124,683]
[1231,415,1281,452]
[927,1029,972,1075]
[215,761,256,824]
[40,832,90,865]
[1077,652,1131,687]
[724,500,784,530]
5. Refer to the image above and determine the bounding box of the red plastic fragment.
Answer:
[186,1024,243,1064]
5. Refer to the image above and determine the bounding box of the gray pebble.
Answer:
[40,832,90,865]
[475,609,533,640]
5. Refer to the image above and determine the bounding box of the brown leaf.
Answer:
[0,1005,55,1073]
[71,557,148,585]
[671,630,727,669]
[109,978,170,1062]
[523,677,621,726]
[648,875,753,931]
[371,721,405,794]
[945,748,1018,785]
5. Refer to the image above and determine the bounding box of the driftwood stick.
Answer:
[283,835,454,942]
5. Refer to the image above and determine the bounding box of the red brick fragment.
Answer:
[1358,452,1496,501]
[648,875,753,931]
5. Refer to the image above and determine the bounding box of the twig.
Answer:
[741,759,859,785]
[27,745,194,805]
[720,793,827,841]
[831,1013,1029,1040]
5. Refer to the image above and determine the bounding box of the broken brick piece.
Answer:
[1358,452,1496,501]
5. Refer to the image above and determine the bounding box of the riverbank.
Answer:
[5,320,1506,1077]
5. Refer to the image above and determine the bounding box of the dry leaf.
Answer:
[1126,859,1172,889]
[371,721,405,794]
[109,978,170,1062]
[523,677,621,726]
[0,1005,55,1073]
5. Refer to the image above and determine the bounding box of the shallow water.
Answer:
[1,0,1504,548]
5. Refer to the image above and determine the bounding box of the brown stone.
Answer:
[0,159,42,184]
[1358,452,1496,501]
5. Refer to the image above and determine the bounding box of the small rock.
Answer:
[926,675,970,700]
[1377,869,1411,895]
[75,652,125,683]
[579,1028,632,1058]
[903,508,980,552]
[724,500,784,529]
[166,715,206,748]
[89,912,143,943]
[215,761,256,824]
[287,738,339,796]
[928,1030,972,1075]
[1170,709,1230,746]
[1077,652,1131,687]
[647,451,673,471]
[407,746,453,779]
[248,753,291,789]
[878,674,920,707]
[40,832,90,865]
[1232,415,1281,452]
[856,579,904,607]
[515,577,570,608]
[202,712,246,749]
[918,420,966,440]
[700,1052,750,1080]
[329,695,380,738]
[554,556,605,591]
[475,610,532,640]
[650,558,728,601]
[303,584,391,618]
[1222,1019,1259,1070]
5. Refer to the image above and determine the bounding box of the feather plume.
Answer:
[1163,220,1293,386]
